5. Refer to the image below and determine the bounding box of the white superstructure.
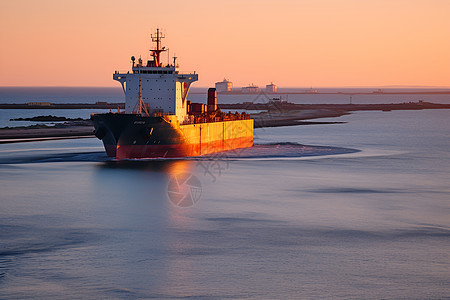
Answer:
[266,82,277,93]
[112,29,198,122]
[215,78,233,92]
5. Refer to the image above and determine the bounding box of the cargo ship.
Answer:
[91,29,253,159]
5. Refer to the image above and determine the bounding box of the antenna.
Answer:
[173,54,177,67]
[151,28,165,51]
[150,28,167,67]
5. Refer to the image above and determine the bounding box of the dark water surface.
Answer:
[0,110,449,298]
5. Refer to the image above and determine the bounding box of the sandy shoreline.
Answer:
[0,126,95,143]
[3,100,449,144]
[251,109,348,128]
[0,110,346,144]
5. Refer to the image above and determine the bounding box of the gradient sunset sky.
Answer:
[0,0,449,88]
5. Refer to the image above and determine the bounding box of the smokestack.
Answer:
[207,88,217,112]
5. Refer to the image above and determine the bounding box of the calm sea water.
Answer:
[0,103,449,298]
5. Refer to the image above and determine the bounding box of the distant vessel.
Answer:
[215,78,233,93]
[91,29,253,159]
[215,81,278,94]
[242,84,259,94]
[265,82,277,93]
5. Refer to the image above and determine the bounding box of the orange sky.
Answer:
[0,0,449,88]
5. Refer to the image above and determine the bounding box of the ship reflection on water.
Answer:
[100,159,202,207]
[99,158,193,174]
[95,159,200,208]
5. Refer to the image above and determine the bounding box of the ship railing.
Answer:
[183,111,250,125]
[113,70,196,75]
[179,71,197,75]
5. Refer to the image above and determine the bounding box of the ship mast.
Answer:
[150,28,167,67]
[133,72,150,116]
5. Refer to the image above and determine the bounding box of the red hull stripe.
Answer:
[116,136,253,159]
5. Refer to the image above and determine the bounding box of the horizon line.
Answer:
[1,85,449,89]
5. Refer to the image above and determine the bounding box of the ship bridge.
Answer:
[113,29,198,122]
